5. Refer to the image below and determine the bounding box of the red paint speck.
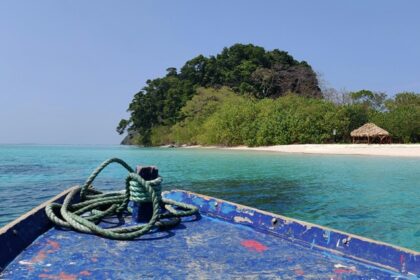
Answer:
[240,240,268,252]
[32,250,47,263]
[80,270,91,276]
[91,257,98,262]
[334,268,354,274]
[38,272,77,280]
[294,268,305,276]
[47,240,60,250]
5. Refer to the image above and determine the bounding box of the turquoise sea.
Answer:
[0,145,419,251]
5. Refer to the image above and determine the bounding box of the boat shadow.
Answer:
[52,213,202,241]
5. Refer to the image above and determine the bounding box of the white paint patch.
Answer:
[283,219,293,225]
[117,241,129,248]
[18,260,33,265]
[334,264,356,271]
[55,234,68,240]
[236,206,255,216]
[301,225,313,235]
[185,233,207,247]
[233,216,252,224]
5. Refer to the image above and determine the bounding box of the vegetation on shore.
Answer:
[118,44,420,146]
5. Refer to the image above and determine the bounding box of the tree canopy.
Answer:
[118,44,321,144]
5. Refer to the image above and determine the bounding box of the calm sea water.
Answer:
[0,145,419,251]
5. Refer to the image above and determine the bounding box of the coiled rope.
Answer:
[45,158,198,240]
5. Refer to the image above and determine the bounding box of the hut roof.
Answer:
[350,123,390,137]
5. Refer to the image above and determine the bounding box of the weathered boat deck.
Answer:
[1,190,419,279]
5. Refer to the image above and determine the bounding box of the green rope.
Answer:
[45,158,198,240]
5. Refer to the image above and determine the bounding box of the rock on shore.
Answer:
[120,131,139,145]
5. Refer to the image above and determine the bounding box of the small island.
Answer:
[117,44,419,150]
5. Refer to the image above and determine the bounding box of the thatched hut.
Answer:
[351,123,391,144]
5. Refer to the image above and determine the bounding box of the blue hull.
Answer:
[1,188,419,279]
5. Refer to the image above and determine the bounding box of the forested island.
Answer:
[117,44,419,146]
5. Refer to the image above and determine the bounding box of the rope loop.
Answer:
[45,158,198,240]
[80,158,134,200]
[127,173,162,203]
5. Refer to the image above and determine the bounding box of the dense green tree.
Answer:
[341,104,370,141]
[123,76,195,144]
[199,97,258,146]
[170,87,239,144]
[371,92,420,142]
[165,90,419,146]
[116,119,129,135]
[118,44,321,145]
[185,93,350,146]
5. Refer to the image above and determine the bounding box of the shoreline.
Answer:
[182,144,420,157]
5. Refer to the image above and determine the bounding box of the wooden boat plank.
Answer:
[165,190,420,276]
[0,186,80,271]
[0,189,419,278]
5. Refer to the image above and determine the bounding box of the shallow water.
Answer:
[0,145,419,251]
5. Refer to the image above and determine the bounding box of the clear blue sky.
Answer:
[1,1,419,144]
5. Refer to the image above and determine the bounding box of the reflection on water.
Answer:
[0,145,419,251]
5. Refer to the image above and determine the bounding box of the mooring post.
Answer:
[131,165,159,223]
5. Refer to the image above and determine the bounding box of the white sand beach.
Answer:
[186,144,420,157]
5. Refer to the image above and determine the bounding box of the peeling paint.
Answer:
[294,268,305,276]
[236,206,255,216]
[334,268,355,274]
[32,250,47,263]
[18,260,34,265]
[323,230,331,244]
[233,216,252,224]
[283,219,293,225]
[38,272,77,280]
[301,225,312,235]
[46,240,60,250]
[334,263,356,270]
[310,239,315,249]
[240,239,268,252]
[2,190,419,279]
